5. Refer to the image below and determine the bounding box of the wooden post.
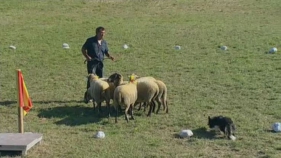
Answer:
[18,106,24,133]
[17,69,24,133]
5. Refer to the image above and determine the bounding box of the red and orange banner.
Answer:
[17,70,33,115]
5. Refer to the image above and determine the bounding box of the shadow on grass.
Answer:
[0,100,84,106]
[0,151,22,158]
[192,127,216,139]
[173,127,216,139]
[264,129,279,133]
[0,100,17,106]
[38,105,118,126]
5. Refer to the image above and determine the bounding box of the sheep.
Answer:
[134,77,156,111]
[107,73,131,112]
[110,75,159,116]
[84,74,111,116]
[84,73,123,117]
[113,74,138,123]
[84,75,108,103]
[134,77,159,117]
[135,77,168,114]
[109,74,167,118]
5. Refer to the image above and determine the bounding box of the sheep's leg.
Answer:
[92,102,96,110]
[150,101,157,114]
[130,104,134,120]
[106,100,111,118]
[155,99,162,114]
[136,103,142,111]
[115,105,118,123]
[147,102,153,117]
[136,103,144,111]
[99,103,102,113]
[124,105,130,123]
[152,101,155,113]
[165,100,168,113]
[151,100,159,113]
[97,102,102,116]
[143,103,147,112]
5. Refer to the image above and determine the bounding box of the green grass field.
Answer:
[1,0,281,157]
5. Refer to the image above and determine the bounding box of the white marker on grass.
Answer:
[175,45,181,50]
[179,129,193,138]
[272,122,281,132]
[123,44,129,49]
[9,45,16,50]
[229,135,236,141]
[221,46,228,51]
[269,47,277,54]
[95,131,105,138]
[63,43,70,49]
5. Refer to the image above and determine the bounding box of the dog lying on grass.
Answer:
[208,116,236,140]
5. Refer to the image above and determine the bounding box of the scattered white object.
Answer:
[229,135,236,141]
[175,45,181,50]
[221,46,228,51]
[269,47,277,54]
[123,44,129,49]
[95,131,105,138]
[179,129,193,138]
[272,122,281,132]
[62,43,70,49]
[9,45,16,50]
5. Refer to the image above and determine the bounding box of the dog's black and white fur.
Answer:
[208,116,236,140]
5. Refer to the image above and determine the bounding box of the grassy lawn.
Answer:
[1,0,281,157]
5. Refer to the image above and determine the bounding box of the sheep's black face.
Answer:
[108,73,119,82]
[108,73,123,86]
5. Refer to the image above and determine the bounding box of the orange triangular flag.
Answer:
[18,70,33,115]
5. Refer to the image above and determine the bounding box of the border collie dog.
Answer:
[208,116,236,140]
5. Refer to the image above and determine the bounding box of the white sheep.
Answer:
[134,76,156,111]
[135,77,159,117]
[109,74,167,119]
[85,74,111,116]
[113,74,138,123]
[85,73,125,117]
[135,77,168,114]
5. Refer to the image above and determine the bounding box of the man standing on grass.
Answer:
[81,26,115,101]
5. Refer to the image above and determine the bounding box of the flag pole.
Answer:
[17,69,24,133]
